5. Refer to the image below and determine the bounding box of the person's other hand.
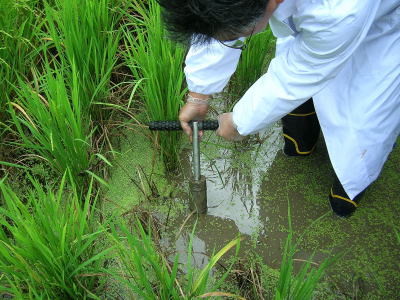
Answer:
[216,112,246,141]
[179,92,209,139]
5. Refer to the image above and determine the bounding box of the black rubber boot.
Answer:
[329,175,365,218]
[282,99,320,156]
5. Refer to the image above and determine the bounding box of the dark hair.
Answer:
[157,0,270,45]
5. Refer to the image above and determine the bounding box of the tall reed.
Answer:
[109,220,242,299]
[7,61,92,190]
[0,174,113,298]
[123,0,187,171]
[44,0,120,121]
[228,28,275,108]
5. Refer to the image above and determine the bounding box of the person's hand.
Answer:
[216,112,246,141]
[179,92,210,139]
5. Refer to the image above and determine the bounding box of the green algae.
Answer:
[188,130,399,298]
[103,128,185,218]
[259,137,400,298]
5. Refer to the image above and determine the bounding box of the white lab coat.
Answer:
[184,0,400,199]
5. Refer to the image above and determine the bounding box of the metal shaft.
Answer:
[192,121,201,181]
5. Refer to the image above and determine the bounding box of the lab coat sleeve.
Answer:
[232,1,380,135]
[184,39,243,94]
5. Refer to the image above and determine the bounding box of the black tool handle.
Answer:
[149,120,219,131]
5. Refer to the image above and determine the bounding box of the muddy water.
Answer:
[161,117,400,298]
[165,122,306,268]
[105,99,399,298]
[199,124,282,236]
[162,122,282,267]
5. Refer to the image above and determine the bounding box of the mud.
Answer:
[166,125,400,298]
[106,116,400,298]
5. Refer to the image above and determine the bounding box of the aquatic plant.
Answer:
[0,174,113,298]
[7,60,92,189]
[109,219,243,299]
[227,28,275,108]
[123,0,187,171]
[44,0,120,121]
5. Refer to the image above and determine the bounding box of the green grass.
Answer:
[0,0,42,130]
[44,0,121,121]
[122,0,187,171]
[275,230,336,299]
[6,60,92,190]
[228,28,275,108]
[0,174,113,299]
[1,0,121,188]
[109,219,243,299]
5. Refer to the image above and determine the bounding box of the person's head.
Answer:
[157,0,283,45]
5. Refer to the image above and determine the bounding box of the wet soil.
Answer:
[106,115,400,299]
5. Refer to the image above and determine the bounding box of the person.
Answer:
[157,0,400,217]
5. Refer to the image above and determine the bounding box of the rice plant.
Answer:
[274,210,336,299]
[7,60,92,190]
[274,233,335,299]
[0,174,113,298]
[123,0,187,171]
[227,28,275,108]
[109,219,243,299]
[0,0,42,128]
[43,0,121,121]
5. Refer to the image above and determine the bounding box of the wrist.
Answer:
[186,93,209,105]
[188,92,210,100]
[231,112,238,131]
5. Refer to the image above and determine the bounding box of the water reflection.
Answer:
[166,126,282,269]
[175,232,209,271]
[201,123,282,235]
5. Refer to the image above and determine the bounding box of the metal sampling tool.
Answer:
[149,120,219,214]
